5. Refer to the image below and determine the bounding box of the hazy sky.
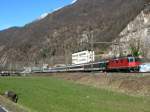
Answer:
[0,0,76,30]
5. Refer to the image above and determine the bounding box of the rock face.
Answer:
[0,0,149,68]
[108,4,150,60]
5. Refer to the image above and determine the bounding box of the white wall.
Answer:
[72,50,95,64]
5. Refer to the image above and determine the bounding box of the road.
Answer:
[0,106,6,112]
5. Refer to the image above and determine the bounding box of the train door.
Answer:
[128,57,135,63]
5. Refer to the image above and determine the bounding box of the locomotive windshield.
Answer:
[135,57,144,62]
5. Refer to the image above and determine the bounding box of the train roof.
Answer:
[107,56,140,60]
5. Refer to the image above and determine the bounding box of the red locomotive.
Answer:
[107,56,142,72]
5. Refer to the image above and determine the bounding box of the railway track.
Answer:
[1,69,150,77]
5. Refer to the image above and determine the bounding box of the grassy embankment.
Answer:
[0,95,29,112]
[0,76,150,112]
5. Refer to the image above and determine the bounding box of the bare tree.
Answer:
[129,38,142,57]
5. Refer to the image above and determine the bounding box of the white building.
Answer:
[72,50,95,64]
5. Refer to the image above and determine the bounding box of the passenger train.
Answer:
[46,56,142,73]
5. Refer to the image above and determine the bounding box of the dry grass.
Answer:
[51,73,150,96]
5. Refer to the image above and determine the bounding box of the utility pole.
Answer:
[88,28,122,72]
[91,31,94,72]
[90,0,95,73]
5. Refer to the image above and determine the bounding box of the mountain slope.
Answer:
[0,0,149,67]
